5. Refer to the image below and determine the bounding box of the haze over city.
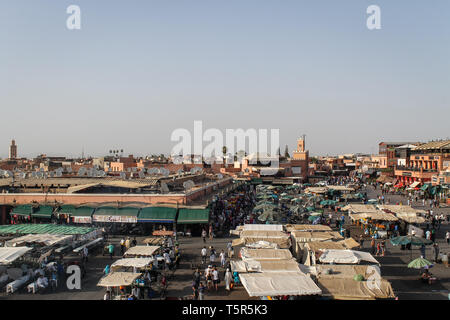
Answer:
[1,0,449,158]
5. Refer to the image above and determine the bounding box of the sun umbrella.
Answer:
[407,257,433,269]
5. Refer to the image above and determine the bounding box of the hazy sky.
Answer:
[1,0,449,158]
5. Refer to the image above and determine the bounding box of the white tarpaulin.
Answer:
[0,247,32,265]
[5,234,73,247]
[239,272,322,297]
[230,260,248,273]
[318,250,379,265]
[285,224,332,232]
[111,258,152,270]
[245,241,279,249]
[242,224,284,231]
[124,246,160,257]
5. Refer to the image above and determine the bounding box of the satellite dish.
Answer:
[67,167,72,173]
[138,171,145,179]
[49,172,55,178]
[132,167,137,172]
[160,182,169,193]
[120,172,126,179]
[56,171,62,177]
[77,167,86,176]
[183,180,195,191]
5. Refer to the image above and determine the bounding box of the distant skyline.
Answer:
[1,1,449,158]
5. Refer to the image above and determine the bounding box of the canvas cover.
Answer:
[318,250,379,265]
[291,231,343,243]
[239,272,322,297]
[342,204,379,213]
[97,272,141,287]
[230,260,248,273]
[315,264,381,280]
[285,224,332,232]
[0,247,32,265]
[240,231,291,248]
[318,278,395,300]
[111,258,152,270]
[240,248,292,261]
[245,241,279,249]
[5,234,73,247]
[338,238,361,249]
[242,224,284,231]
[124,245,160,257]
[349,212,398,222]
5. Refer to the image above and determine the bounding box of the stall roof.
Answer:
[138,207,177,223]
[0,224,97,235]
[239,272,322,297]
[349,212,398,222]
[315,265,381,280]
[93,206,139,217]
[285,224,332,232]
[306,241,347,252]
[240,248,293,261]
[242,224,284,232]
[31,205,53,218]
[124,245,160,257]
[177,208,209,224]
[58,205,76,215]
[72,206,95,217]
[111,258,153,269]
[317,278,395,300]
[342,204,379,213]
[0,247,32,265]
[291,231,343,243]
[318,249,379,265]
[11,204,34,217]
[97,272,141,287]
[5,234,73,247]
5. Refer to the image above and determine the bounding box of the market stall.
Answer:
[239,272,322,297]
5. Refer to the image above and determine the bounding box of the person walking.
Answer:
[198,282,206,300]
[433,243,440,263]
[420,245,426,259]
[446,231,450,245]
[220,250,226,268]
[210,247,216,264]
[82,246,89,263]
[202,229,207,243]
[125,237,131,250]
[205,265,213,291]
[227,241,233,259]
[381,240,386,257]
[120,238,125,255]
[212,267,220,292]
[224,268,232,291]
[376,242,381,256]
[371,238,376,255]
[108,243,115,260]
[201,246,207,265]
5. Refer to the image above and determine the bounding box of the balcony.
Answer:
[395,166,437,173]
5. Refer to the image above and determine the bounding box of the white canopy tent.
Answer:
[239,272,322,297]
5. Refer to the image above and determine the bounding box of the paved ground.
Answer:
[1,185,449,300]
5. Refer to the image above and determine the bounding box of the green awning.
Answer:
[72,206,95,217]
[138,207,177,223]
[11,205,34,217]
[251,179,263,184]
[94,207,139,217]
[58,205,76,215]
[421,184,429,191]
[32,205,53,218]
[177,208,210,224]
